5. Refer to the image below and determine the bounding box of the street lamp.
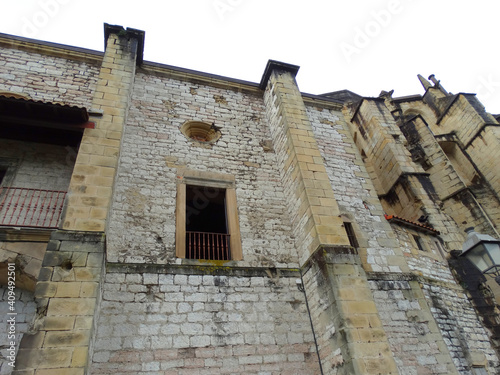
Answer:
[460,227,500,285]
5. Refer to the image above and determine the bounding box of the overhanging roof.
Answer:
[384,214,440,235]
[0,95,90,127]
[0,95,92,146]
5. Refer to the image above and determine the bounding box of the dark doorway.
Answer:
[185,185,230,260]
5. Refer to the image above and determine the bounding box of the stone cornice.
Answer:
[0,32,103,64]
[259,59,300,90]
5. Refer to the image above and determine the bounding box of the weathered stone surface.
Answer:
[91,272,320,374]
[106,67,296,268]
[2,25,500,375]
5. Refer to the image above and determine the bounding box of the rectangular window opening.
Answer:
[434,240,446,259]
[0,168,7,185]
[185,185,231,261]
[413,234,425,251]
[344,222,359,248]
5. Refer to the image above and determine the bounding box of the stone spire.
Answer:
[418,74,432,90]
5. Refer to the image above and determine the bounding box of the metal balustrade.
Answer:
[186,231,231,260]
[0,187,66,229]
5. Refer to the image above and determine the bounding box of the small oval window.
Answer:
[180,121,221,144]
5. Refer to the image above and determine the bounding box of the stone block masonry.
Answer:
[0,288,36,375]
[306,104,408,274]
[107,68,296,268]
[4,26,142,375]
[370,278,499,374]
[262,62,399,374]
[0,42,99,108]
[63,27,142,232]
[2,25,500,375]
[370,279,456,374]
[422,283,499,372]
[263,66,349,265]
[0,140,76,192]
[12,230,105,375]
[91,270,320,375]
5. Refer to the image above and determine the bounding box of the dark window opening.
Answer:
[0,168,6,185]
[344,222,359,248]
[185,185,230,260]
[413,234,425,251]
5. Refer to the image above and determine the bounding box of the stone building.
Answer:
[0,24,500,375]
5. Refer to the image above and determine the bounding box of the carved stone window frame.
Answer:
[175,169,242,261]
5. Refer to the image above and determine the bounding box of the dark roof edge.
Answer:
[0,32,104,58]
[0,31,342,103]
[259,60,300,90]
[302,92,344,105]
[143,61,344,106]
[104,23,145,65]
[349,96,386,122]
[141,60,260,89]
[392,94,422,103]
[384,214,440,235]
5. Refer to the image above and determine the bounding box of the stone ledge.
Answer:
[0,228,53,242]
[301,244,359,274]
[50,230,105,243]
[365,271,464,291]
[106,262,301,278]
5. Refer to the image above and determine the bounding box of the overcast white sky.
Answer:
[1,0,500,113]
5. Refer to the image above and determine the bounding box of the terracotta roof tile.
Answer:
[384,214,440,235]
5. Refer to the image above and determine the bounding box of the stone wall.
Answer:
[91,270,320,374]
[370,225,500,374]
[0,45,99,108]
[2,28,500,375]
[391,225,454,283]
[302,260,344,373]
[0,139,76,191]
[0,287,36,375]
[422,283,499,372]
[107,71,296,267]
[307,104,407,274]
[13,231,105,375]
[369,279,456,374]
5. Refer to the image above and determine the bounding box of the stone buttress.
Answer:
[260,61,399,374]
[13,25,144,375]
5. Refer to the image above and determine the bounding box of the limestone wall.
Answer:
[422,283,498,372]
[370,278,499,374]
[369,280,455,374]
[0,139,76,191]
[107,71,296,267]
[0,287,36,375]
[0,44,99,108]
[391,225,453,282]
[307,105,407,274]
[90,271,320,374]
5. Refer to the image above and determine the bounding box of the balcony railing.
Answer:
[0,187,66,229]
[186,231,231,260]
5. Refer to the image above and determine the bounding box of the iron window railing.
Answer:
[0,187,66,229]
[185,231,231,260]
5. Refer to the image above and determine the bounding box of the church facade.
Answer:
[1,24,500,374]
